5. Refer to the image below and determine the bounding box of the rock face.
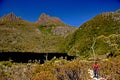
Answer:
[1,12,21,21]
[112,10,120,22]
[52,26,77,37]
[37,13,65,27]
[101,10,120,22]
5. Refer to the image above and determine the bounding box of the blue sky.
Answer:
[0,0,120,27]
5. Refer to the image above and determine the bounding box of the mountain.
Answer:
[1,10,119,56]
[60,10,120,57]
[0,12,76,53]
[37,13,66,27]
[1,12,21,21]
[37,13,76,36]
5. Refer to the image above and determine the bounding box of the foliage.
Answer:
[99,56,120,80]
[0,55,120,80]
[60,11,120,57]
[33,71,57,80]
[98,34,120,57]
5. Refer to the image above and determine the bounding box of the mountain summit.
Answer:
[37,13,66,27]
[1,12,21,21]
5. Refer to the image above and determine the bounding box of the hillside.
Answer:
[0,12,76,53]
[61,10,120,57]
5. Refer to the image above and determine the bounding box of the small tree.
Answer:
[98,34,120,57]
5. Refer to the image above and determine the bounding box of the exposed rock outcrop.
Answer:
[52,26,77,37]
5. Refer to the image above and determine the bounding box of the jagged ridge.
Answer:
[1,12,21,21]
[37,13,66,27]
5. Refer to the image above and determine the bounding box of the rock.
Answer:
[1,12,21,21]
[37,13,65,27]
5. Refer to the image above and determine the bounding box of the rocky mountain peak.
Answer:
[38,13,51,24]
[39,13,49,19]
[37,13,65,27]
[1,12,21,21]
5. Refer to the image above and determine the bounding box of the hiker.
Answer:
[93,61,100,78]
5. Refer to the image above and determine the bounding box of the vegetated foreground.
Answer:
[0,55,120,80]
